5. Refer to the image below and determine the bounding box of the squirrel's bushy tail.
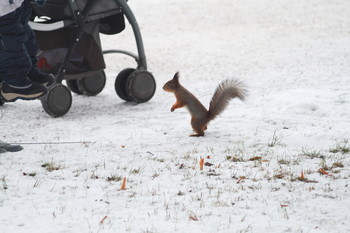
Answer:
[208,79,247,121]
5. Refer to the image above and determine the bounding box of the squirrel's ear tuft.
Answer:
[173,72,179,83]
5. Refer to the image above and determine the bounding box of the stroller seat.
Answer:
[28,0,156,117]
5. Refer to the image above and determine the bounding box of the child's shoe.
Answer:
[0,140,23,153]
[28,67,55,86]
[0,81,47,102]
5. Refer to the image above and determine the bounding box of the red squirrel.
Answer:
[163,72,247,136]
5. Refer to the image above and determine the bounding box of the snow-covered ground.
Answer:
[1,0,350,232]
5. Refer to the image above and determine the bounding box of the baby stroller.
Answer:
[28,0,156,117]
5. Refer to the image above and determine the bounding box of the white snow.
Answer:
[1,0,350,232]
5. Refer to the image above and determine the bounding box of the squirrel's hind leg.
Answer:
[190,131,204,137]
[190,118,205,137]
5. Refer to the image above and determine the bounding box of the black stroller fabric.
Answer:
[35,21,104,73]
[30,0,125,74]
[100,12,125,35]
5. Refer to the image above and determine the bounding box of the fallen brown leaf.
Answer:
[249,156,262,161]
[204,162,213,167]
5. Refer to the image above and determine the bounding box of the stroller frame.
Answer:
[28,0,156,117]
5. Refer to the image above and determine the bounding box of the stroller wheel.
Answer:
[66,80,83,95]
[126,70,156,103]
[77,70,106,96]
[41,84,72,117]
[115,68,135,101]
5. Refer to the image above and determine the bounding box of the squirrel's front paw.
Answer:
[171,107,175,112]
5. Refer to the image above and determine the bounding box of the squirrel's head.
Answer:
[163,72,180,92]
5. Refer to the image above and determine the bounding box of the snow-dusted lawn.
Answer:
[1,0,350,232]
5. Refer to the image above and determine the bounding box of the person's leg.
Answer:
[21,0,39,67]
[0,3,47,102]
[0,5,32,85]
[21,1,54,86]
